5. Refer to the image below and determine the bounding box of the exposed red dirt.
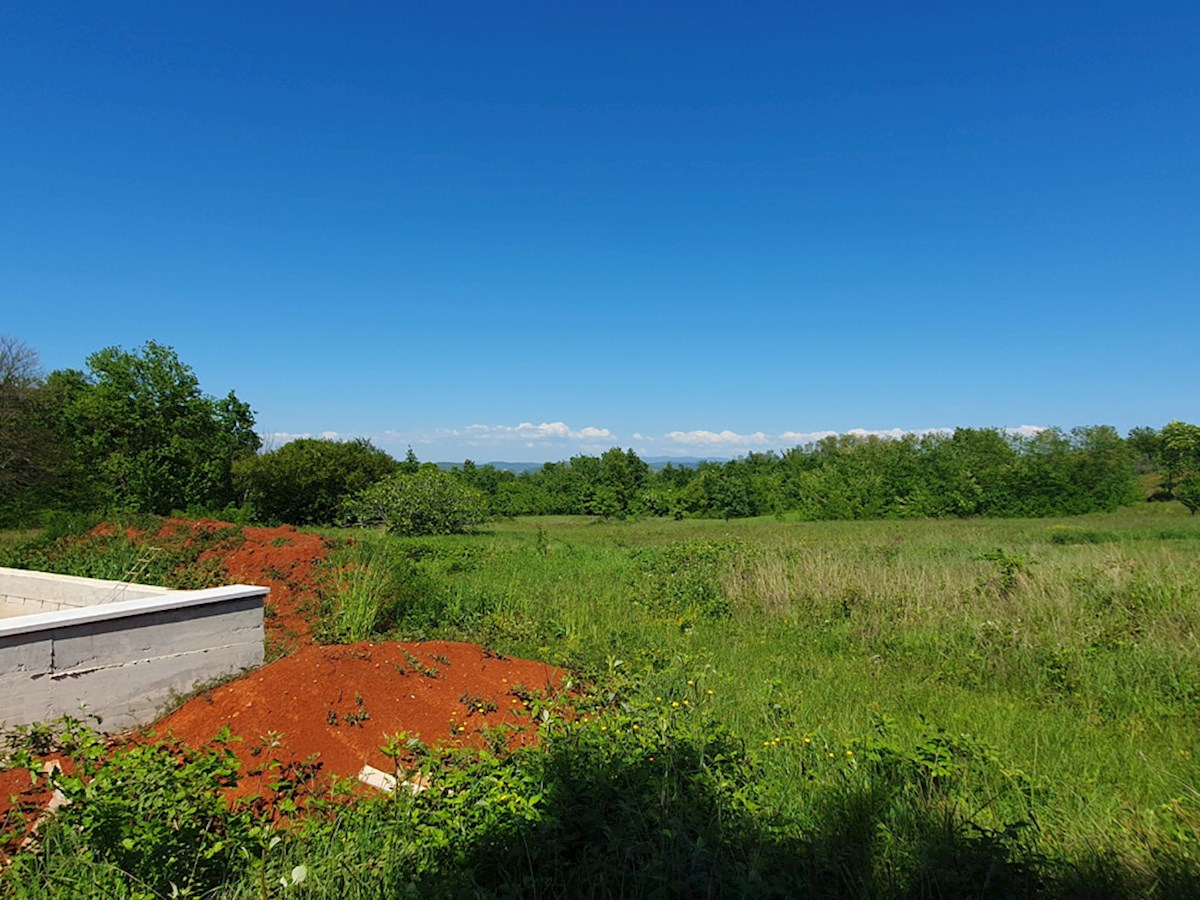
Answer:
[88,517,334,649]
[0,766,50,852]
[152,641,566,800]
[191,522,330,649]
[0,755,77,860]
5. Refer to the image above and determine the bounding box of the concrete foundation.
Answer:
[0,567,267,733]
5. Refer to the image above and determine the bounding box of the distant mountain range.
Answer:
[435,456,732,474]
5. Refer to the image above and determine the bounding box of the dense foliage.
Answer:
[458,426,1143,521]
[0,338,258,522]
[4,334,1199,527]
[5,510,1200,896]
[233,437,397,525]
[346,466,489,535]
[0,337,65,519]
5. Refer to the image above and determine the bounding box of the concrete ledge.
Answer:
[0,573,267,733]
[0,566,173,615]
[0,584,267,638]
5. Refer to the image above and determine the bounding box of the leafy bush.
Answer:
[1046,525,1112,545]
[1,724,257,898]
[0,676,1077,898]
[234,437,397,526]
[1177,473,1200,515]
[346,468,488,536]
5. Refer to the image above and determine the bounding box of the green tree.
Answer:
[593,447,649,518]
[1176,473,1200,515]
[52,341,259,514]
[234,437,397,524]
[1068,425,1137,512]
[1127,425,1164,475]
[0,336,72,520]
[1161,421,1200,497]
[346,468,488,535]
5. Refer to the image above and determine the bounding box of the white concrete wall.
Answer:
[0,579,267,733]
[0,567,173,618]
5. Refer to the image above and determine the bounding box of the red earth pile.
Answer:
[154,640,566,798]
[161,518,331,649]
[2,519,570,843]
[87,517,332,649]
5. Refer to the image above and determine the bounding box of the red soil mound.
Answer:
[153,641,566,792]
[96,517,333,649]
[186,521,330,649]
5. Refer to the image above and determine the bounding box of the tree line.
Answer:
[457,428,1149,520]
[3,336,1198,532]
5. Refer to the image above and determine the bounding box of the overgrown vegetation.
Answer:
[460,425,1145,520]
[0,339,258,524]
[0,514,240,588]
[233,438,398,526]
[3,503,1200,896]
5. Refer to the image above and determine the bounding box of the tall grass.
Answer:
[317,531,438,642]
[332,506,1200,880]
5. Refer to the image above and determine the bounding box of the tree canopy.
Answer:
[234,437,397,525]
[50,341,259,514]
[346,466,488,535]
[0,336,64,516]
[4,334,1196,527]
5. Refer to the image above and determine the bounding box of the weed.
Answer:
[340,693,371,727]
[459,692,498,716]
[630,539,746,619]
[402,650,439,678]
[978,548,1035,599]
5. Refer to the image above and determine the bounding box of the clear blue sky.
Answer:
[3,2,1197,461]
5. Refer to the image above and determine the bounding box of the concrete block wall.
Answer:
[0,580,267,734]
[0,567,173,618]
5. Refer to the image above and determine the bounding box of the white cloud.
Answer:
[664,429,772,447]
[445,421,614,443]
[1008,424,1046,437]
[259,430,348,448]
[847,427,904,439]
[778,430,837,444]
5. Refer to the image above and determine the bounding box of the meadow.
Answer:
[3,503,1199,896]
[350,506,1200,863]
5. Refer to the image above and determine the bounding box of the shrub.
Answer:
[234,437,397,525]
[346,468,488,536]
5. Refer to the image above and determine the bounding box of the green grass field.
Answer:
[327,504,1200,889]
[4,503,1199,896]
